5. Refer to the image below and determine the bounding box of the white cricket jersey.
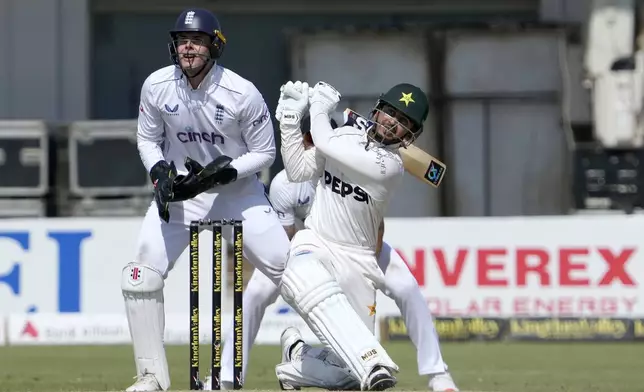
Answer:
[279,111,404,249]
[137,64,275,193]
[268,169,316,229]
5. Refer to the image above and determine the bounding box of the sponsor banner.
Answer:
[7,314,644,345]
[507,317,633,341]
[7,313,266,346]
[382,316,506,342]
[382,316,644,342]
[5,310,351,346]
[1,215,643,320]
[8,313,131,345]
[634,319,644,340]
[0,218,235,315]
[7,313,241,346]
[382,215,644,318]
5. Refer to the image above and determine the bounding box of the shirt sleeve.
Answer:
[269,175,296,226]
[280,122,325,182]
[137,76,166,173]
[309,112,402,184]
[231,84,276,179]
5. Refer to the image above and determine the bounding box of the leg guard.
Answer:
[276,344,360,390]
[279,252,398,389]
[122,263,170,390]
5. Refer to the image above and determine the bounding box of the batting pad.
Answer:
[275,344,360,390]
[280,253,398,388]
[121,263,170,390]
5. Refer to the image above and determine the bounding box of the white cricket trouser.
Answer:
[126,178,290,388]
[132,179,289,283]
[221,238,448,384]
[291,229,384,329]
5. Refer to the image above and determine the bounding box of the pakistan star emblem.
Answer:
[399,92,415,106]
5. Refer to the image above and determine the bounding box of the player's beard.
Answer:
[369,123,403,147]
[369,111,416,147]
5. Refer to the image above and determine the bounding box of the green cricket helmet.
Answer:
[370,83,429,147]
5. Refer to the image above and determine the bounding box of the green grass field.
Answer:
[0,342,641,392]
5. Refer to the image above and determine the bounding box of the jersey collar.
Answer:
[180,63,222,90]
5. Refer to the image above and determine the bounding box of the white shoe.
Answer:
[203,375,233,390]
[429,372,458,392]
[125,374,162,392]
[280,327,304,362]
[278,376,301,391]
[364,366,396,391]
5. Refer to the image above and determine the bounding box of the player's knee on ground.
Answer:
[280,251,399,387]
[275,345,360,390]
[121,263,170,390]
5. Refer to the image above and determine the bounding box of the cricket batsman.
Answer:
[271,80,427,390]
[120,8,291,391]
[213,115,458,391]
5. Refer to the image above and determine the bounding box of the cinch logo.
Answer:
[0,231,92,313]
[324,171,369,203]
[177,127,225,145]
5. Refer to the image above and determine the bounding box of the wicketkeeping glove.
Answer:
[276,81,310,129]
[172,156,237,201]
[309,81,341,118]
[149,160,178,223]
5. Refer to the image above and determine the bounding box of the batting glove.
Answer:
[309,82,341,117]
[276,81,309,129]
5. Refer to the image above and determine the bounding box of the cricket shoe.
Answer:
[125,374,161,392]
[280,326,305,363]
[429,372,458,392]
[277,326,306,390]
[364,366,396,391]
[202,376,233,390]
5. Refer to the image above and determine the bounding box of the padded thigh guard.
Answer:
[280,253,398,388]
[121,263,170,390]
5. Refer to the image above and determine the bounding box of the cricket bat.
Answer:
[399,144,446,188]
[343,108,447,188]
